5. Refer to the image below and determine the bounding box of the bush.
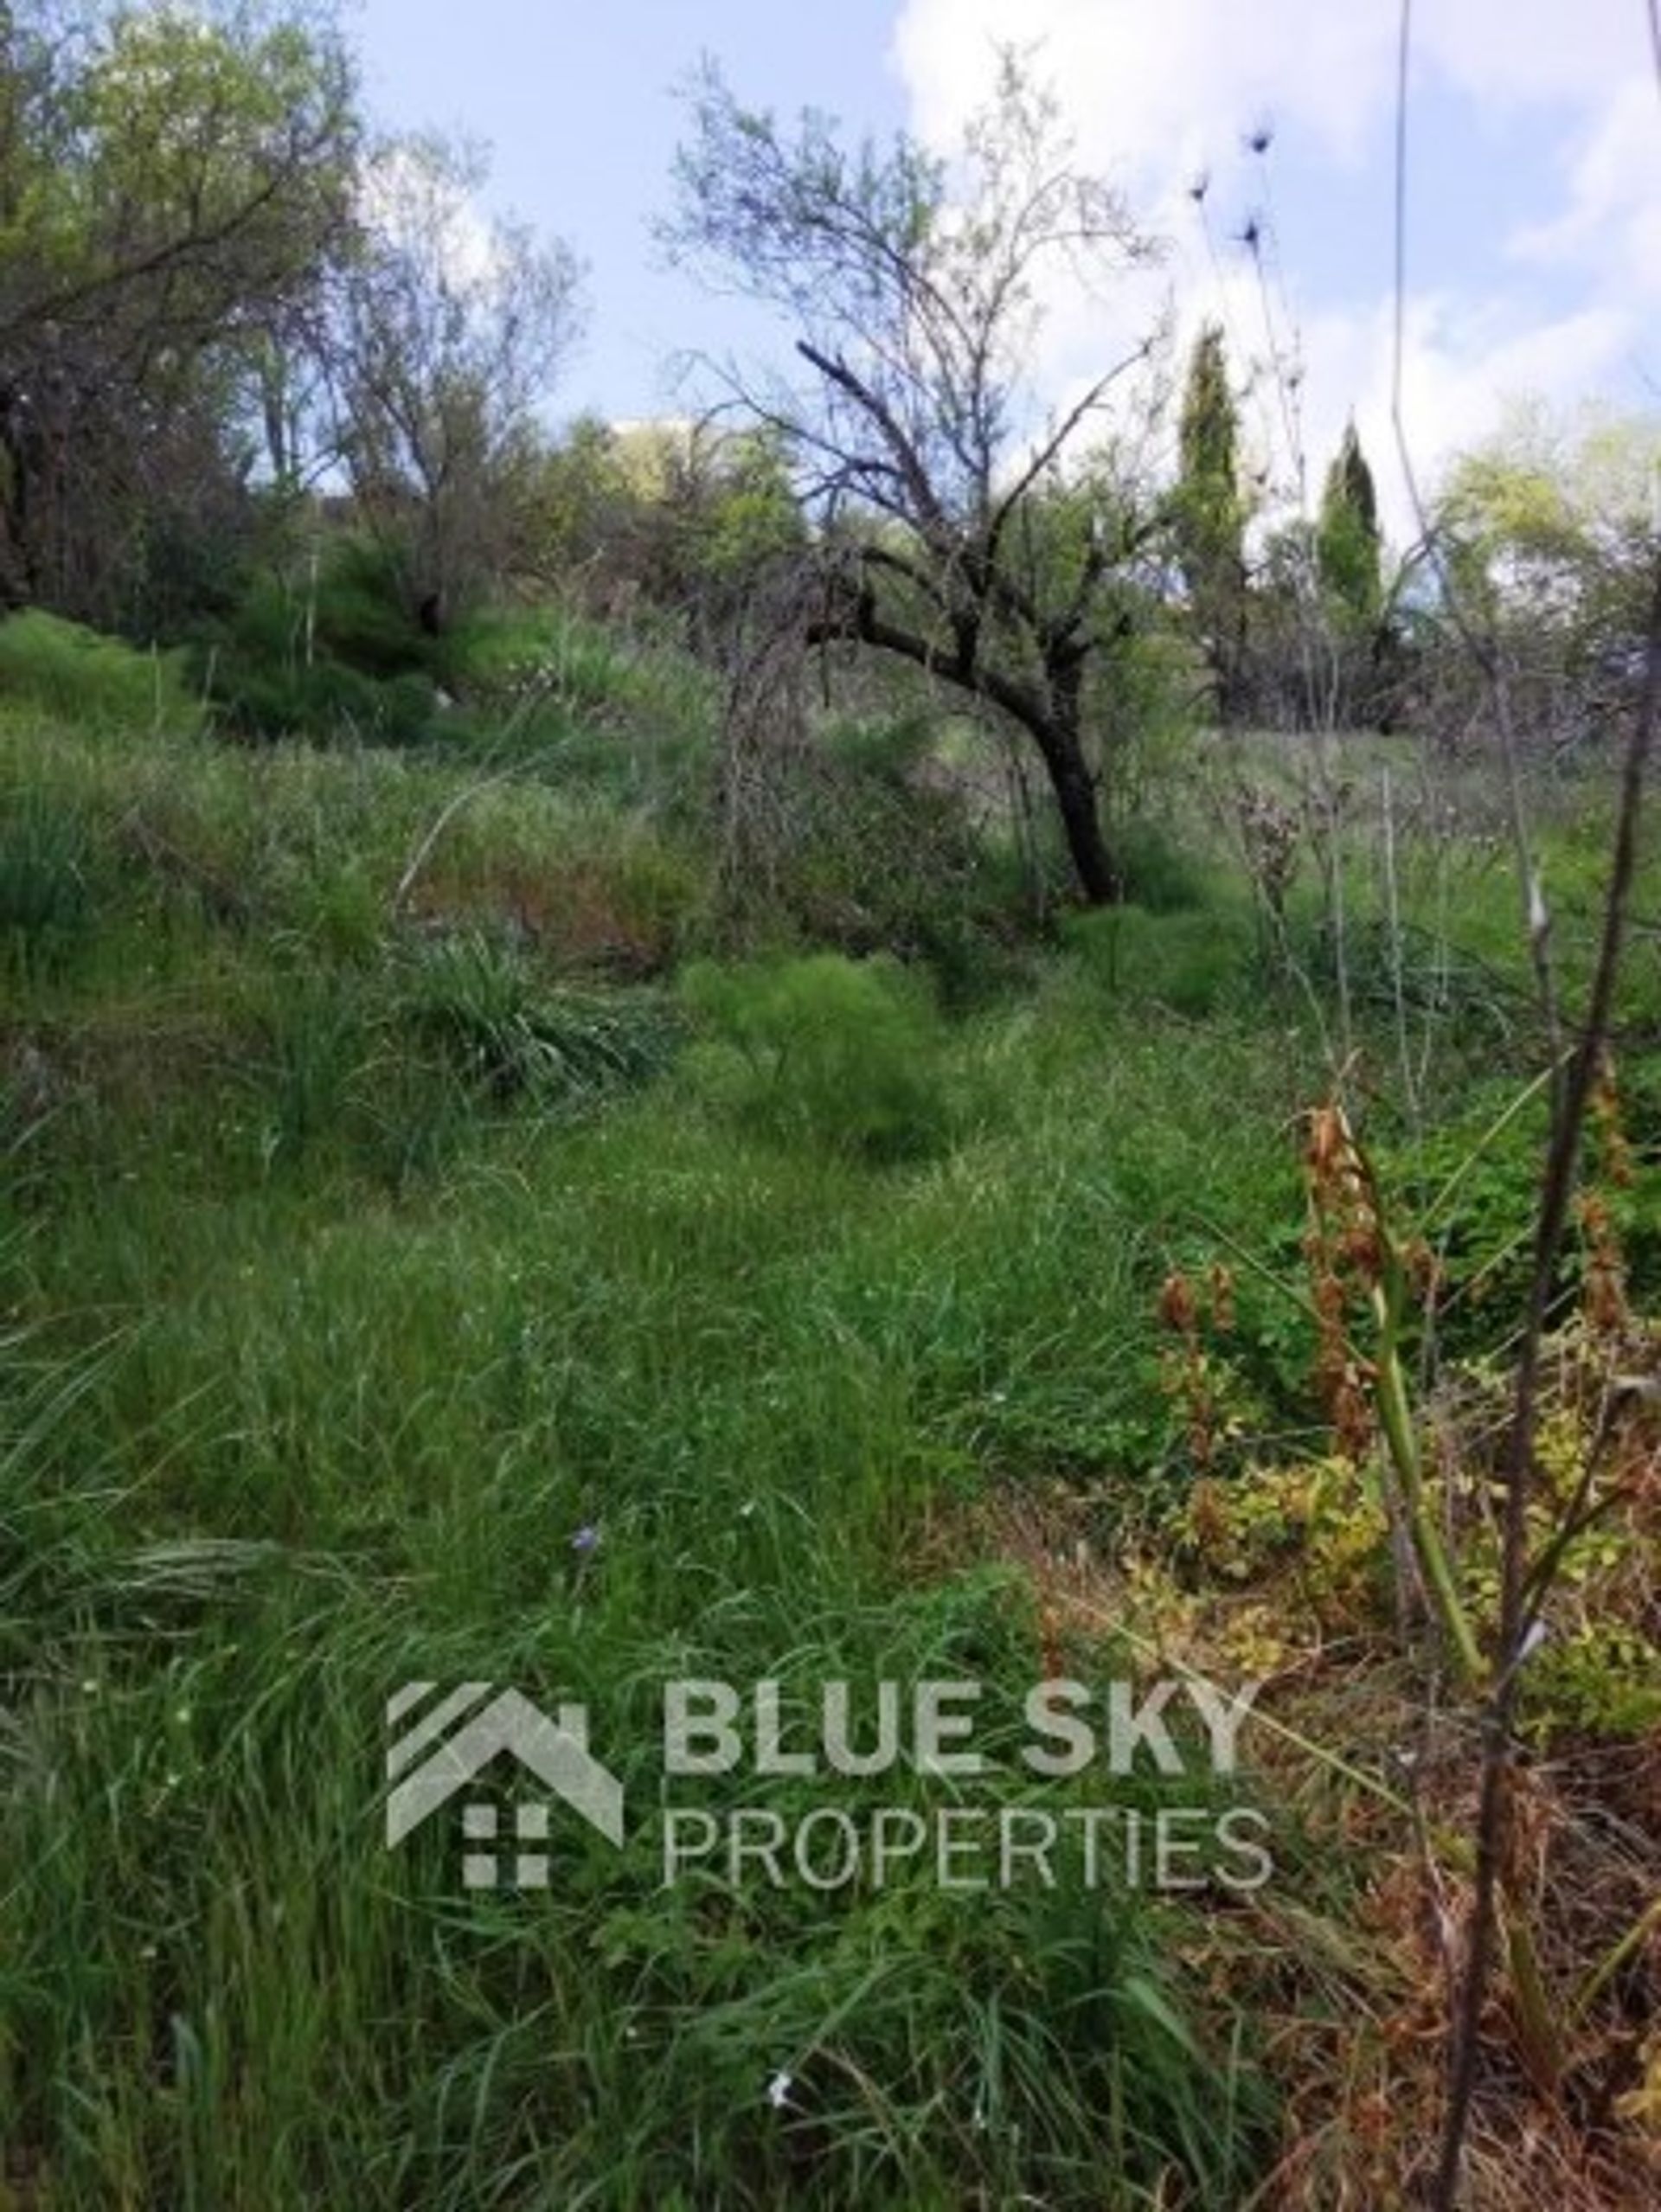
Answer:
[823,709,938,786]
[399,928,681,1105]
[213,655,439,747]
[1114,816,1209,913]
[682,952,952,1161]
[1062,904,1248,1019]
[194,537,443,745]
[0,611,202,734]
[733,713,1028,1000]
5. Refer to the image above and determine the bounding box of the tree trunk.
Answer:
[810,574,1124,905]
[1034,716,1121,905]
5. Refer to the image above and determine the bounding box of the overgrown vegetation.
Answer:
[3,599,1655,2205]
[1,5,1658,2207]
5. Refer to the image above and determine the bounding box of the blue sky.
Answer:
[354,0,911,420]
[355,1,1659,536]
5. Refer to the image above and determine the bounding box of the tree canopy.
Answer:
[0,0,359,621]
[333,133,585,626]
[1173,322,1247,719]
[0,2,586,635]
[1317,420,1382,632]
[663,51,1160,903]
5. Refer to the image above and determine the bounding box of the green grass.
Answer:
[2,686,1656,2207]
[3,1062,1286,2205]
[0,612,203,738]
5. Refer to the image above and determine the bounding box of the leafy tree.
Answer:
[1439,404,1655,627]
[332,133,584,632]
[1316,420,1382,632]
[1428,402,1658,743]
[662,52,1159,904]
[1173,323,1247,721]
[530,415,802,644]
[0,0,359,624]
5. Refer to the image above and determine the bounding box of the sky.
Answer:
[353,0,1661,542]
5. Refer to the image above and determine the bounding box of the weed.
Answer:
[683,952,952,1162]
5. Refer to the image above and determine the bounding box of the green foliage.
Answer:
[1378,1077,1549,1344]
[1305,915,1526,1058]
[824,708,939,786]
[661,54,1156,904]
[1094,623,1200,809]
[1316,421,1382,632]
[8,576,1659,2205]
[1,748,1299,2200]
[706,709,1030,1007]
[75,4,356,284]
[683,952,952,1160]
[1183,1454,1390,1623]
[0,785,99,980]
[245,965,377,1168]
[784,719,1024,1001]
[195,537,445,744]
[0,0,357,626]
[1113,817,1209,914]
[1432,402,1659,737]
[1177,325,1240,513]
[399,929,682,1103]
[0,610,202,733]
[1526,1624,1661,1740]
[448,599,717,796]
[1062,903,1248,1019]
[1439,403,1658,611]
[1172,324,1247,717]
[534,416,804,625]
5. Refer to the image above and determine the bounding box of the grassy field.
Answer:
[3,652,1658,2205]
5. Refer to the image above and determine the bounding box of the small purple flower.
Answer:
[570,1523,600,1556]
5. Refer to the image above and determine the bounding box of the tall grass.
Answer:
[4,682,1656,2206]
[0,611,202,736]
[0,728,1295,2201]
[3,1048,1284,2204]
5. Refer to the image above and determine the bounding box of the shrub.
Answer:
[455,603,706,726]
[738,713,1026,999]
[682,952,952,1161]
[194,538,443,744]
[1062,905,1248,1018]
[399,928,681,1105]
[1113,816,1209,913]
[823,708,938,786]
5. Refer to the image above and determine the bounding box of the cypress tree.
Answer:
[1317,420,1382,630]
[1175,324,1248,720]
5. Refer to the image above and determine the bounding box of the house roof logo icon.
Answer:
[386,1683,625,1884]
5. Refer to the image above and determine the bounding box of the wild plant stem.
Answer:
[1433,560,1661,2211]
[1369,1260,1482,1686]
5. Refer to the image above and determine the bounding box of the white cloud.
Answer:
[890,0,1658,544]
[1412,0,1649,111]
[1301,293,1639,543]
[893,0,1395,177]
[893,0,1647,173]
[1510,78,1661,298]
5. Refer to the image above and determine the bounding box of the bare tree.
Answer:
[662,52,1161,904]
[333,134,585,630]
